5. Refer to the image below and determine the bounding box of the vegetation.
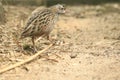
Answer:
[0,1,6,24]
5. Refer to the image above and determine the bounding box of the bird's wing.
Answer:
[21,8,54,38]
[21,8,45,37]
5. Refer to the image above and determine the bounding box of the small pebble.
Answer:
[70,53,78,59]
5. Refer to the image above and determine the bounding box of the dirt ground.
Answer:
[0,3,120,80]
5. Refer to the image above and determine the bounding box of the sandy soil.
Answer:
[0,3,120,80]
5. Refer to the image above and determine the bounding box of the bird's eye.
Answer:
[61,7,64,10]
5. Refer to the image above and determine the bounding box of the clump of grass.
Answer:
[0,1,6,24]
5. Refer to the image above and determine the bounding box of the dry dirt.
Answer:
[0,3,120,80]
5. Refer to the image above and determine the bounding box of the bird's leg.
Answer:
[47,34,64,45]
[32,36,37,53]
[47,35,52,42]
[47,35,59,45]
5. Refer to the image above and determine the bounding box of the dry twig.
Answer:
[0,44,53,74]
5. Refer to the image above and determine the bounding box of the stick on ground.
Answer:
[0,44,53,74]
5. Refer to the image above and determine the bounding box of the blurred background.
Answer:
[0,0,120,24]
[1,0,120,6]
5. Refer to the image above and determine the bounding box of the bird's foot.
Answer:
[51,39,65,45]
[32,47,38,53]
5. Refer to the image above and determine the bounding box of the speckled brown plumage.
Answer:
[21,4,66,52]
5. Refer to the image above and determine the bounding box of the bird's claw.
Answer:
[51,39,65,45]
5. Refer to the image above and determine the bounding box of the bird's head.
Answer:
[50,4,66,14]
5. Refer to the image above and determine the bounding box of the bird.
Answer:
[20,4,66,52]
